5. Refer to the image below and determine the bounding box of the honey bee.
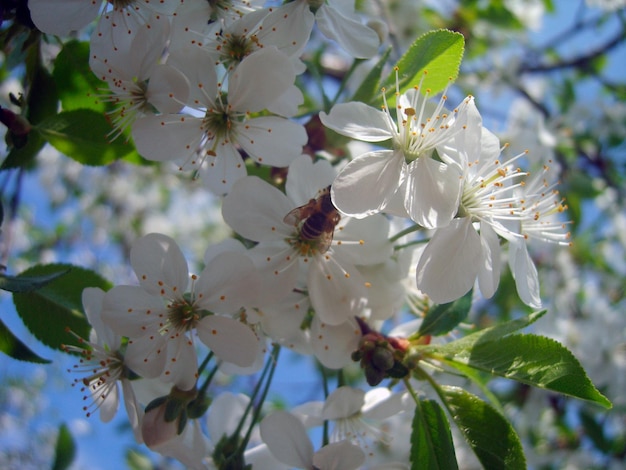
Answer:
[283,185,341,254]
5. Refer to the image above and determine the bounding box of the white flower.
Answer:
[320,72,480,228]
[298,0,381,58]
[170,0,264,48]
[132,47,307,195]
[261,410,365,470]
[63,287,143,443]
[150,419,211,470]
[505,159,572,307]
[29,0,180,45]
[205,392,288,469]
[293,386,409,453]
[222,155,392,326]
[415,127,521,304]
[101,233,261,390]
[89,18,190,140]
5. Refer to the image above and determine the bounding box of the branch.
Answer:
[520,28,626,74]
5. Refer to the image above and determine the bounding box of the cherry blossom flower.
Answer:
[132,47,307,195]
[149,419,211,470]
[504,159,572,307]
[89,18,190,140]
[320,72,481,228]
[415,126,569,307]
[170,0,264,47]
[414,127,519,304]
[261,410,365,470]
[29,0,180,48]
[292,386,409,457]
[285,0,381,59]
[222,155,392,326]
[101,233,261,390]
[205,392,287,469]
[62,287,143,442]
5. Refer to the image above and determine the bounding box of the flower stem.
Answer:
[389,223,423,243]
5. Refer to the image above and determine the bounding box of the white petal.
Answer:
[249,244,300,306]
[322,386,364,420]
[199,143,248,196]
[229,48,296,113]
[309,256,366,325]
[97,384,119,423]
[266,84,304,117]
[509,238,542,308]
[124,335,168,380]
[333,215,392,266]
[405,157,462,229]
[310,317,362,369]
[222,177,294,241]
[195,251,260,311]
[82,287,119,349]
[166,47,217,108]
[161,336,198,391]
[260,411,314,468]
[121,379,144,444]
[207,392,251,441]
[197,316,259,367]
[286,155,336,206]
[101,285,166,338]
[316,4,380,58]
[331,150,403,218]
[320,103,393,142]
[130,233,189,298]
[260,1,314,57]
[29,0,99,36]
[203,238,248,265]
[146,65,190,114]
[477,221,501,299]
[237,117,306,167]
[132,114,203,164]
[312,440,365,470]
[362,390,406,420]
[416,218,481,304]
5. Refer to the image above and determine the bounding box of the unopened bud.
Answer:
[0,107,31,136]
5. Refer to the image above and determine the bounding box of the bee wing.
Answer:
[317,230,334,254]
[284,199,318,226]
[283,206,304,226]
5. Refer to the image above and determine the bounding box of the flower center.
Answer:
[109,0,135,8]
[219,33,259,66]
[167,295,201,333]
[202,99,236,144]
[306,0,325,12]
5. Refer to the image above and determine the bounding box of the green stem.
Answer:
[237,344,281,454]
[331,58,365,107]
[389,223,423,243]
[394,238,429,252]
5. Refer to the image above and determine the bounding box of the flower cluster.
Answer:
[27,0,572,468]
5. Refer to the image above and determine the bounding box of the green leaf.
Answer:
[0,318,51,363]
[52,40,108,112]
[12,263,111,352]
[440,386,526,470]
[381,29,464,100]
[35,109,136,165]
[433,333,612,409]
[417,289,472,337]
[420,310,546,357]
[410,399,458,470]
[51,423,76,470]
[351,47,392,104]
[0,268,70,293]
